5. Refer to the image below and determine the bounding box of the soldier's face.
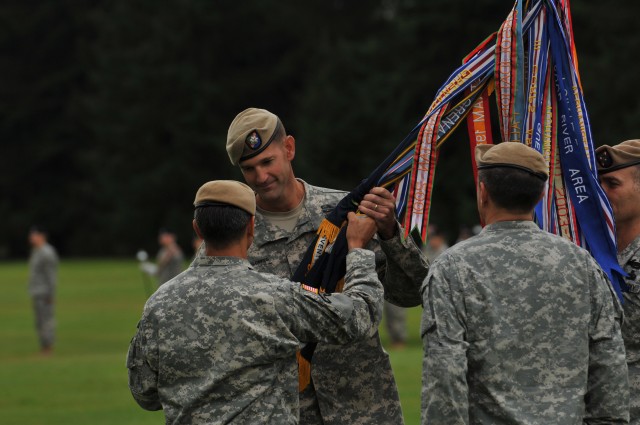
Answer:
[158,233,174,246]
[239,137,296,206]
[599,166,640,229]
[28,232,44,247]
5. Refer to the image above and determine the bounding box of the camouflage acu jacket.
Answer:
[248,180,429,425]
[28,243,58,297]
[127,249,383,424]
[620,235,640,424]
[421,220,629,425]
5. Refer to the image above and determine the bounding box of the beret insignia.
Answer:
[245,131,262,150]
[596,150,612,169]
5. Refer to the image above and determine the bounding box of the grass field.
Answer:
[0,259,423,424]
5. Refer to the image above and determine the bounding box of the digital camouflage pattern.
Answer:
[28,242,58,349]
[28,242,58,296]
[421,221,629,425]
[127,249,383,425]
[620,235,640,424]
[248,180,428,425]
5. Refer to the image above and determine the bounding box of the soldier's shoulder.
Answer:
[304,182,347,203]
[437,234,484,260]
[539,230,594,257]
[147,267,239,305]
[244,267,293,288]
[532,232,608,282]
[42,244,59,260]
[191,263,294,294]
[146,269,192,300]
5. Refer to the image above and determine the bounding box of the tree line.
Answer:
[2,0,639,258]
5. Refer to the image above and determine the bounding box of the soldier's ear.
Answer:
[478,181,489,207]
[246,216,255,249]
[247,216,255,238]
[192,220,203,240]
[283,135,296,161]
[536,187,545,204]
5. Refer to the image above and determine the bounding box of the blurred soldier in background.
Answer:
[380,224,451,351]
[383,301,407,351]
[385,224,451,351]
[127,180,384,424]
[27,226,59,356]
[423,224,449,263]
[381,224,449,351]
[454,225,476,244]
[224,107,429,424]
[155,228,184,286]
[422,142,629,424]
[597,139,640,424]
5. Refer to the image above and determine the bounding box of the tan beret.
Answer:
[595,139,640,175]
[226,108,285,166]
[194,180,256,215]
[475,142,548,180]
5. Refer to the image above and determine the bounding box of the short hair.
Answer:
[478,167,545,213]
[194,205,251,249]
[270,121,286,144]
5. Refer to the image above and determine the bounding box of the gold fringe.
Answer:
[297,221,347,392]
[316,218,340,242]
[308,219,342,272]
[297,350,312,392]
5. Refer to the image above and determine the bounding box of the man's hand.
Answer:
[346,212,378,250]
[359,187,398,240]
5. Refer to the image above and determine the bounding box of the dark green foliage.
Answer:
[1,0,638,257]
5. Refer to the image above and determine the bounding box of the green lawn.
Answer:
[0,259,422,424]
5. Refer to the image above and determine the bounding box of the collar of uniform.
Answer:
[191,255,253,270]
[480,220,540,234]
[251,179,318,247]
[252,209,293,246]
[618,234,640,267]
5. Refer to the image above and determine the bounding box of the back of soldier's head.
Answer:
[475,143,548,213]
[478,167,545,213]
[194,206,252,249]
[193,180,256,249]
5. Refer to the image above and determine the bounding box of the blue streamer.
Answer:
[546,0,626,299]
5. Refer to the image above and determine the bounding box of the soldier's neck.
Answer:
[206,245,247,259]
[616,220,640,253]
[481,207,533,226]
[205,237,251,259]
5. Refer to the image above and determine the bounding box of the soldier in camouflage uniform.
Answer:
[422,142,629,424]
[28,226,59,356]
[127,180,384,424]
[597,139,640,424]
[224,108,429,424]
[155,228,185,286]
